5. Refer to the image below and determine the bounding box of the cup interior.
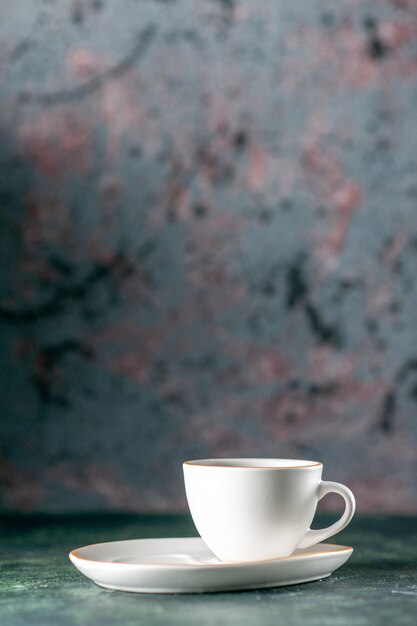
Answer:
[184,458,321,468]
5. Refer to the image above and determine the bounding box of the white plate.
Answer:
[69,537,353,594]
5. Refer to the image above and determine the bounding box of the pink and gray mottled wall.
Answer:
[1,0,417,513]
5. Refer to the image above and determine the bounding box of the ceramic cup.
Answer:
[183,458,355,562]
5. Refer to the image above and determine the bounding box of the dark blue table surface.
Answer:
[1,514,416,625]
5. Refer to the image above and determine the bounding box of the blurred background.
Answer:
[0,0,416,515]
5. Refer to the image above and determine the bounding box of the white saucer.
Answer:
[69,538,353,594]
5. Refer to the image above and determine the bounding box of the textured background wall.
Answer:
[1,0,417,513]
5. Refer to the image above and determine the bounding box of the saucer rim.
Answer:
[69,539,353,569]
[95,572,333,594]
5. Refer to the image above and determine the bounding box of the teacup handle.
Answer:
[296,480,356,550]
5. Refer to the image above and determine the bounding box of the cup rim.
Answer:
[183,458,322,469]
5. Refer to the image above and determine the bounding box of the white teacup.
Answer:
[183,458,355,562]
